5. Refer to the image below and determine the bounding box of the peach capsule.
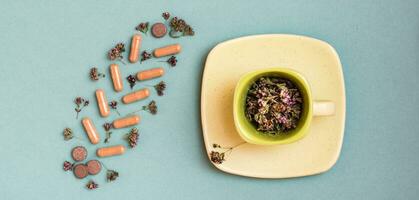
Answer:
[129,34,142,63]
[153,44,181,58]
[122,88,150,104]
[96,145,125,157]
[81,117,100,144]
[136,67,165,81]
[96,89,110,117]
[110,64,123,92]
[112,115,140,129]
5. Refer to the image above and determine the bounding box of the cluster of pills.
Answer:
[68,32,182,180]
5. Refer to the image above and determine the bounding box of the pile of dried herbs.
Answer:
[245,77,303,134]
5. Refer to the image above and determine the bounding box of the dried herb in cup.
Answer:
[245,77,303,134]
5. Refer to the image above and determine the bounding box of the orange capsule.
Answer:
[95,89,110,117]
[122,88,150,104]
[96,145,125,157]
[112,115,140,129]
[129,34,142,63]
[153,44,181,58]
[110,64,123,92]
[136,67,165,81]
[81,117,100,144]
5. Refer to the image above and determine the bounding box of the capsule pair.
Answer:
[82,115,140,144]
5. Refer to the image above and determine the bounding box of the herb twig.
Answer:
[103,123,113,143]
[74,97,89,119]
[135,22,149,34]
[109,100,121,116]
[86,180,98,190]
[108,43,126,65]
[210,142,246,164]
[63,128,83,141]
[89,67,106,81]
[107,170,119,182]
[159,56,177,67]
[126,127,139,148]
[169,16,194,38]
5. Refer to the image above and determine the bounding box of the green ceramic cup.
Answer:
[233,68,335,145]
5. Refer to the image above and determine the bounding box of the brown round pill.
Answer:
[86,160,102,175]
[73,164,88,179]
[151,23,167,38]
[71,146,87,162]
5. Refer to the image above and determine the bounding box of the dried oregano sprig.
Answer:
[86,180,98,190]
[209,142,246,164]
[126,127,139,148]
[74,97,89,119]
[103,123,113,143]
[108,43,126,64]
[142,100,157,115]
[109,100,121,116]
[89,67,105,81]
[140,50,152,62]
[162,12,170,20]
[245,77,303,134]
[63,128,73,140]
[107,170,119,182]
[135,22,149,34]
[159,56,177,67]
[126,75,137,89]
[154,81,166,96]
[63,161,73,171]
[169,16,194,38]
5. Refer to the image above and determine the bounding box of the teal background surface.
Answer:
[0,0,418,199]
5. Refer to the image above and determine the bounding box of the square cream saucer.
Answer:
[201,34,346,178]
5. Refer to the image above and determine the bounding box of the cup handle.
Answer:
[313,101,335,116]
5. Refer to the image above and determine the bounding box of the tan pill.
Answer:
[96,145,125,157]
[110,64,123,92]
[96,89,110,117]
[129,34,142,63]
[81,117,100,144]
[153,44,181,58]
[122,88,150,104]
[112,115,140,129]
[136,67,165,81]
